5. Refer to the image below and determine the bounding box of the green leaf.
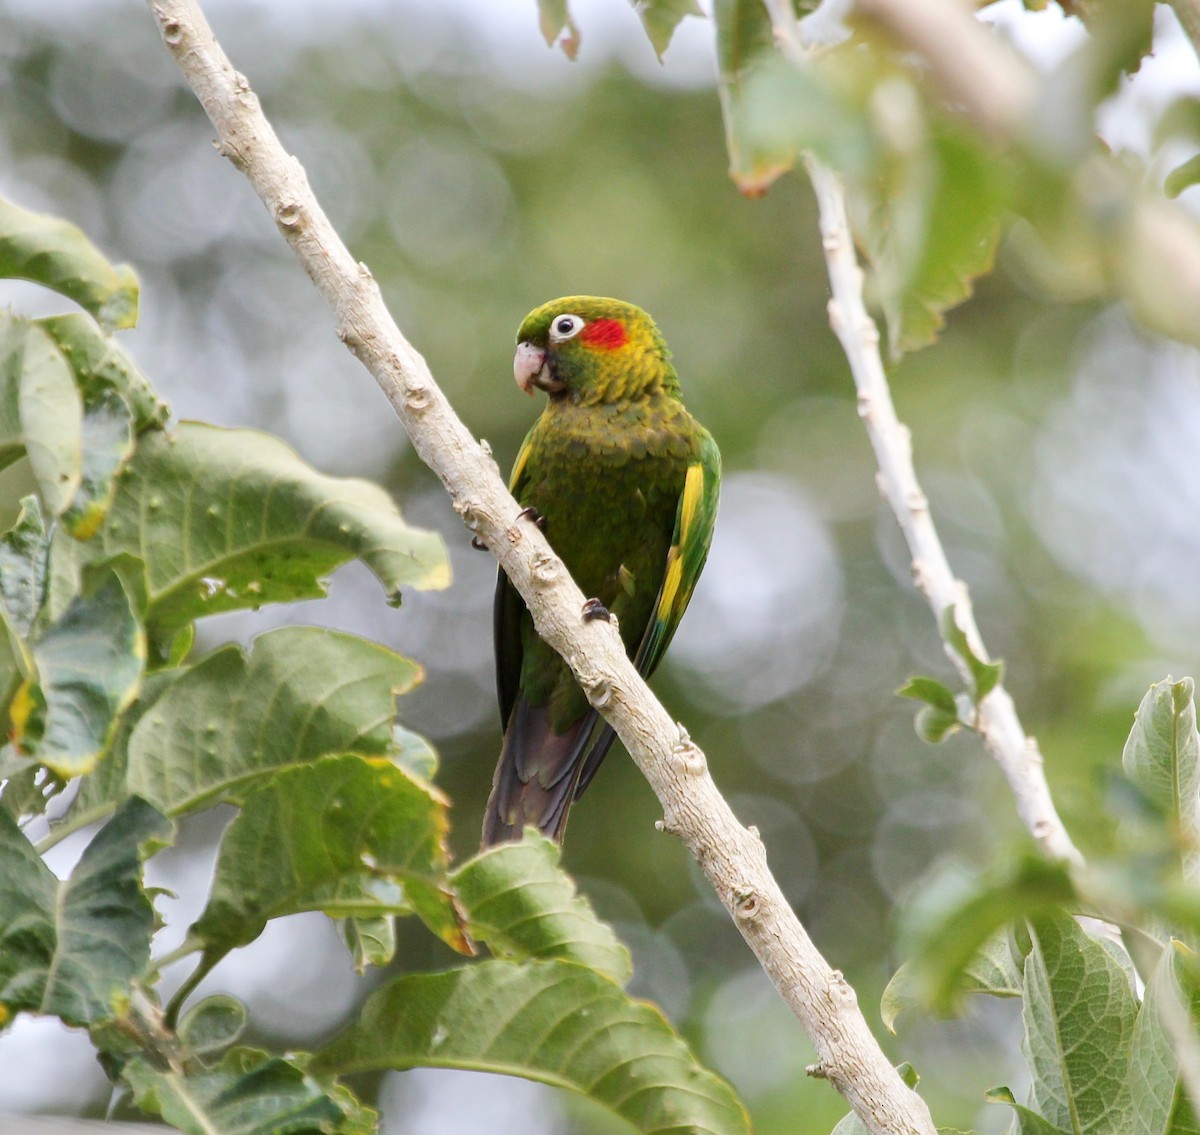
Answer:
[1166,155,1200,200]
[537,0,580,58]
[452,831,633,984]
[881,930,1022,1032]
[123,1046,345,1135]
[177,994,249,1059]
[341,915,396,973]
[61,386,135,542]
[392,723,439,780]
[37,312,168,433]
[191,753,467,966]
[0,196,139,330]
[941,606,1003,702]
[65,422,449,636]
[125,626,421,815]
[13,316,84,517]
[715,0,798,196]
[1126,940,1200,1135]
[899,852,1076,1015]
[1123,677,1200,878]
[1022,913,1137,1134]
[985,1087,1072,1135]
[0,796,171,1028]
[312,959,751,1135]
[12,567,144,778]
[0,495,48,640]
[896,676,957,715]
[633,0,704,59]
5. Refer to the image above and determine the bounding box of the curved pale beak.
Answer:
[513,341,548,394]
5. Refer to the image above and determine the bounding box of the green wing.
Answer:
[634,428,721,678]
[494,429,535,727]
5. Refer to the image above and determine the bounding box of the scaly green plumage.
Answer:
[483,296,720,846]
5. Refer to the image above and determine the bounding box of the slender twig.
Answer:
[142,2,935,1131]
[764,0,1084,869]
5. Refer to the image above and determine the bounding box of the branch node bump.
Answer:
[404,385,431,413]
[806,1061,831,1081]
[670,735,706,775]
[161,18,184,45]
[479,438,493,459]
[827,298,844,333]
[734,888,761,921]
[906,489,928,512]
[531,552,559,585]
[859,317,880,345]
[855,392,872,419]
[874,470,888,502]
[275,201,303,229]
[583,674,613,709]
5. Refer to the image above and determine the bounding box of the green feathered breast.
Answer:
[483,296,720,846]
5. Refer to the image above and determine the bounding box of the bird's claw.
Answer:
[471,535,487,551]
[582,598,611,622]
[517,506,547,530]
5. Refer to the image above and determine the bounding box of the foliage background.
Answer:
[1,0,1197,1131]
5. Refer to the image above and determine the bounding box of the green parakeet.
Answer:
[482,296,721,846]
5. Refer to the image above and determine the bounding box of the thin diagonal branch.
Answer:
[143,2,935,1132]
[764,0,1084,869]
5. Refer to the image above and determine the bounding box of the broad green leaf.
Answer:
[899,852,1075,1015]
[1126,940,1200,1135]
[127,626,420,815]
[0,196,138,330]
[15,317,83,517]
[1123,677,1200,879]
[633,0,704,59]
[881,930,1022,1032]
[312,959,751,1135]
[0,796,171,1028]
[342,915,396,973]
[985,1087,1071,1135]
[862,120,1006,358]
[177,994,249,1059]
[0,495,48,639]
[0,496,47,718]
[941,606,1003,702]
[392,723,439,780]
[63,422,448,636]
[12,568,144,778]
[1023,913,1137,1134]
[124,1046,344,1135]
[61,387,134,541]
[38,312,167,433]
[537,0,580,58]
[715,0,797,195]
[191,753,467,964]
[452,831,633,984]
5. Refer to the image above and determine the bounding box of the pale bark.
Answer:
[143,1,935,1131]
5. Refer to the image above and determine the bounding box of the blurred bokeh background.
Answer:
[1,0,1199,1131]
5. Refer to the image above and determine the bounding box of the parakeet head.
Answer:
[513,296,679,404]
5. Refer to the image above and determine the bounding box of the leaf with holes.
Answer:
[0,196,138,330]
[0,796,170,1028]
[453,831,632,984]
[123,1046,348,1135]
[58,422,448,637]
[190,753,466,966]
[125,626,421,816]
[312,959,750,1135]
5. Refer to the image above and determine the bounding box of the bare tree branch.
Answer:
[143,1,935,1131]
[764,0,1085,868]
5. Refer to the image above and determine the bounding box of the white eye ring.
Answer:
[549,314,585,342]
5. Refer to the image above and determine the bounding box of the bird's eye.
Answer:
[550,314,585,342]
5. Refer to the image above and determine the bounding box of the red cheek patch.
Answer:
[580,318,628,350]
